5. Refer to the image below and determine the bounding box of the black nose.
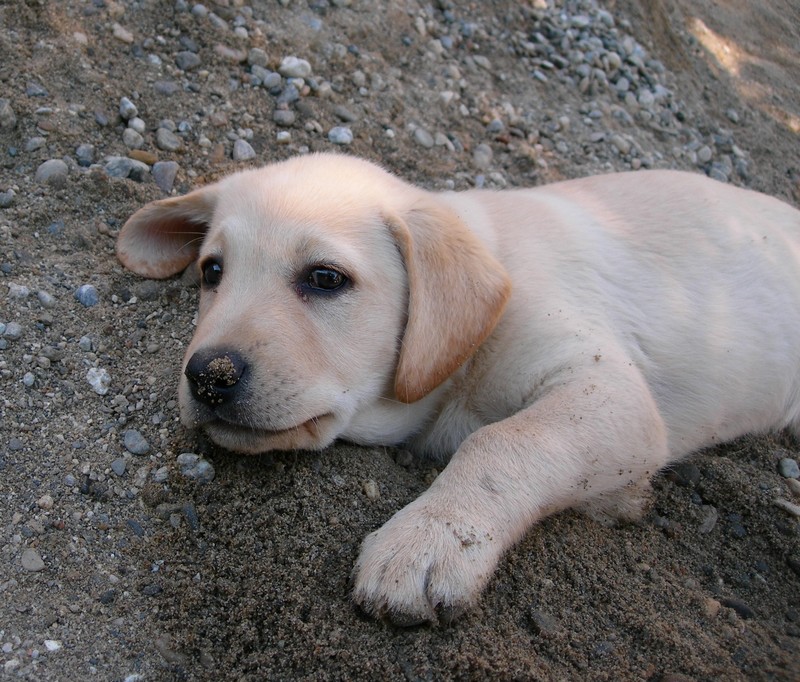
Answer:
[184,349,247,406]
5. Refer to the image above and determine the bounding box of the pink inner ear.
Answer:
[117,189,216,279]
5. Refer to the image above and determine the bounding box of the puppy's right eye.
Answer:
[201,259,223,287]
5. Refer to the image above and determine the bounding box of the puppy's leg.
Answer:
[352,358,669,625]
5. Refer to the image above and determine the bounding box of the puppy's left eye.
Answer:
[306,268,348,292]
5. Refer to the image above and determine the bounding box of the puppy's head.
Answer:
[118,154,510,454]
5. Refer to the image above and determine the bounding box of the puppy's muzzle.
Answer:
[184,349,247,407]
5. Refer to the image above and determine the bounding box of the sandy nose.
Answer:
[184,349,247,406]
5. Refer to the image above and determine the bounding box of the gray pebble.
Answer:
[119,97,138,120]
[328,126,354,145]
[105,156,135,178]
[779,458,800,479]
[0,188,14,207]
[86,367,111,395]
[111,458,127,476]
[78,335,93,351]
[248,48,268,67]
[473,143,493,169]
[128,117,146,134]
[74,284,99,307]
[35,159,69,186]
[37,290,55,307]
[154,80,181,96]
[273,109,296,126]
[175,51,202,71]
[413,127,435,148]
[152,161,179,193]
[232,139,256,161]
[75,143,95,166]
[333,105,359,122]
[26,81,48,97]
[25,137,46,152]
[0,98,17,129]
[610,134,631,155]
[122,128,144,149]
[278,56,312,79]
[4,321,23,340]
[177,452,216,483]
[156,128,182,152]
[21,548,45,572]
[697,145,713,164]
[152,466,169,483]
[7,283,29,299]
[123,429,151,456]
[23,372,35,387]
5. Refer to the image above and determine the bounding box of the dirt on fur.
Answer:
[1,1,799,680]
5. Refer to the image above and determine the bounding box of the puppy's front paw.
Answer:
[352,498,503,626]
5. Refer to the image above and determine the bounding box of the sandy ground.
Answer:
[1,0,799,680]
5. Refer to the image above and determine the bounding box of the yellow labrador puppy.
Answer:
[118,153,800,625]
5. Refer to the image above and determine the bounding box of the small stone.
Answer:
[129,149,158,165]
[0,189,15,207]
[698,505,718,534]
[111,458,127,476]
[112,23,134,44]
[177,452,216,483]
[35,159,69,186]
[697,145,713,164]
[156,128,182,152]
[328,126,353,145]
[105,156,135,178]
[74,284,99,307]
[21,548,45,572]
[154,80,181,96]
[778,457,799,479]
[175,51,202,70]
[4,321,23,340]
[333,105,359,122]
[774,498,800,517]
[726,109,740,124]
[214,44,247,63]
[528,609,560,635]
[123,429,150,456]
[278,56,312,79]
[36,494,54,510]
[7,283,30,299]
[152,161,179,192]
[0,98,16,130]
[472,143,493,169]
[610,135,631,155]
[86,367,111,395]
[232,139,256,161]
[152,466,169,483]
[248,48,268,67]
[43,640,62,652]
[668,461,701,487]
[703,597,721,619]
[75,143,95,166]
[23,372,35,387]
[119,97,138,121]
[122,128,144,149]
[362,479,380,500]
[128,117,146,134]
[413,127,434,149]
[720,597,756,620]
[276,131,291,144]
[273,109,296,126]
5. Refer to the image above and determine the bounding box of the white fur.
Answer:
[117,154,800,625]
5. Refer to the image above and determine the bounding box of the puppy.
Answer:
[118,153,800,625]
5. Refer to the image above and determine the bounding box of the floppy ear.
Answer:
[388,198,512,404]
[116,185,218,279]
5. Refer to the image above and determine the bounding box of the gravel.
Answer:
[0,0,798,680]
